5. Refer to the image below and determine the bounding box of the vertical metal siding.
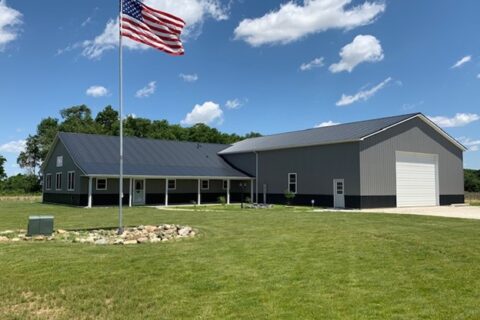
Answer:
[359,118,463,196]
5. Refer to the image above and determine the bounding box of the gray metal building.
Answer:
[42,113,466,208]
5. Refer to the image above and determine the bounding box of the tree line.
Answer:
[0,104,261,194]
[465,169,480,192]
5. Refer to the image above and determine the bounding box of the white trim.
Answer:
[55,172,62,191]
[129,178,133,207]
[167,179,176,190]
[201,179,209,190]
[67,171,75,191]
[197,179,201,205]
[288,173,297,194]
[360,114,467,151]
[45,173,52,190]
[165,179,169,206]
[96,178,108,191]
[226,179,230,204]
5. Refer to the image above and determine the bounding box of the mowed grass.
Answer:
[0,201,479,319]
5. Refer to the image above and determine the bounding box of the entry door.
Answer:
[133,179,145,205]
[333,179,345,208]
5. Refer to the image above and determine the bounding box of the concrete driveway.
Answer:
[360,205,480,220]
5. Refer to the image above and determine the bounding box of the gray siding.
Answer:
[256,142,360,195]
[43,140,84,194]
[222,152,256,176]
[360,117,463,196]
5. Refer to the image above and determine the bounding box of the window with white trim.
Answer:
[96,178,107,190]
[67,171,75,191]
[201,180,209,190]
[223,180,228,190]
[168,179,176,190]
[56,156,63,167]
[55,172,62,190]
[45,174,52,190]
[288,173,297,193]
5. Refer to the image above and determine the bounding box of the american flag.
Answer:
[121,0,185,56]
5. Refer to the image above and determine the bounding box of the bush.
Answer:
[284,189,295,205]
[218,196,226,206]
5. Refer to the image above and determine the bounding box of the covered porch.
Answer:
[83,175,254,208]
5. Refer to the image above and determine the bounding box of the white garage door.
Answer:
[396,152,438,207]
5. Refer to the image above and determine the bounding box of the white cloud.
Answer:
[457,137,480,152]
[300,57,324,71]
[79,0,228,59]
[428,113,480,128]
[315,121,340,128]
[477,73,480,79]
[234,0,385,46]
[451,55,472,69]
[179,73,199,82]
[135,81,156,98]
[81,18,148,59]
[181,101,223,126]
[86,85,109,97]
[0,0,22,51]
[225,99,244,109]
[330,35,384,73]
[0,140,26,153]
[336,77,392,106]
[81,16,92,28]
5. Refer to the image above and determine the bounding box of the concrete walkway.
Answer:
[315,205,480,220]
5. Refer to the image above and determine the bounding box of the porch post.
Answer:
[87,176,92,208]
[128,178,132,207]
[165,179,169,206]
[226,179,230,205]
[250,180,254,203]
[197,179,201,205]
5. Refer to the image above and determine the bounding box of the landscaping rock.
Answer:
[0,224,196,245]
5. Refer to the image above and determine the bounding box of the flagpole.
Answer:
[118,0,124,234]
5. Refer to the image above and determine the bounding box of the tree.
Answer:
[95,106,119,135]
[124,116,152,138]
[17,135,41,175]
[0,174,41,194]
[59,105,98,133]
[465,169,480,192]
[0,155,6,180]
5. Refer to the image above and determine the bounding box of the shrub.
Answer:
[284,189,295,205]
[218,196,226,206]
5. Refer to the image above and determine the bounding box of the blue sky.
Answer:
[0,0,479,176]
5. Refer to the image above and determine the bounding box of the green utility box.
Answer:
[27,216,54,236]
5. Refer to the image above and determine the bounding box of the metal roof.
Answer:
[57,132,250,178]
[219,113,466,154]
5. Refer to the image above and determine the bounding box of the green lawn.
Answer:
[1,201,479,319]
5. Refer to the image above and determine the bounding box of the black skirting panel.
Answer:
[43,193,88,206]
[262,194,397,209]
[440,194,464,205]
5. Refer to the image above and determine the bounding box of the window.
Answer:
[67,171,75,191]
[45,174,52,190]
[201,180,209,190]
[336,181,343,195]
[168,179,176,190]
[223,180,228,190]
[96,178,107,190]
[56,156,63,167]
[55,172,62,190]
[288,173,297,193]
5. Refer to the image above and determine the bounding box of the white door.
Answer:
[133,179,145,205]
[333,179,345,208]
[396,152,438,207]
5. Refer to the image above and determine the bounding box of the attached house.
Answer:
[42,112,466,208]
